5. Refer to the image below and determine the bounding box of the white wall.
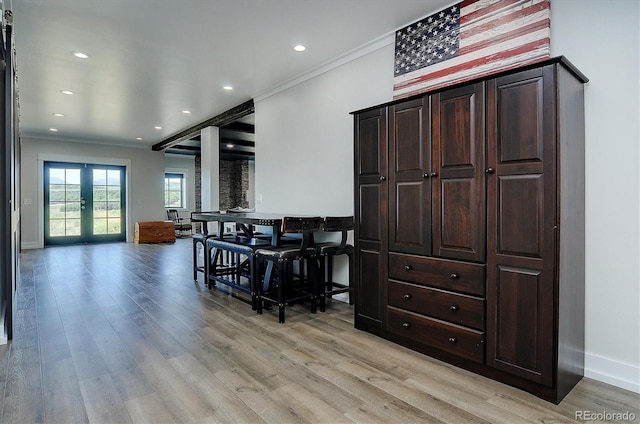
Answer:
[255,43,393,216]
[164,153,196,218]
[551,0,640,393]
[21,137,165,246]
[254,2,640,392]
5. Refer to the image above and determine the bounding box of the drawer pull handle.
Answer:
[402,322,411,328]
[450,305,459,312]
[405,265,413,271]
[403,294,412,300]
[448,337,457,344]
[450,273,459,280]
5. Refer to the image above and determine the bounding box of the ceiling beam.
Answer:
[220,138,254,148]
[166,145,200,152]
[221,122,255,133]
[152,99,255,151]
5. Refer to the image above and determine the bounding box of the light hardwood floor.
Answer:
[1,239,637,423]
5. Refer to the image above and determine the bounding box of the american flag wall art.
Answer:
[393,0,551,99]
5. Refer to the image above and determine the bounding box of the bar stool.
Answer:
[255,216,323,323]
[205,236,270,310]
[192,211,220,281]
[192,210,234,281]
[315,216,354,308]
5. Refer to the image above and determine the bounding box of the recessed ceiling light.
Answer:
[154,126,163,130]
[294,44,306,52]
[135,137,143,141]
[223,85,233,91]
[182,110,192,114]
[53,113,65,117]
[49,128,58,132]
[60,90,75,95]
[73,52,90,59]
[226,143,234,148]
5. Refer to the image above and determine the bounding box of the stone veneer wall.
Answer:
[193,157,250,232]
[194,155,202,232]
[219,160,250,210]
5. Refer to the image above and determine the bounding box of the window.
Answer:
[164,172,185,208]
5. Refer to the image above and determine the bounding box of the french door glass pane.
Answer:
[93,168,122,235]
[48,168,82,237]
[107,169,120,185]
[65,218,81,236]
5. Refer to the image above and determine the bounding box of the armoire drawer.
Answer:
[388,280,485,330]
[387,306,484,363]
[389,253,485,296]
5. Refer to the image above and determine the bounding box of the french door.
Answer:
[44,162,126,245]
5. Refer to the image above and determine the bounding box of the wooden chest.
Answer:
[134,221,175,244]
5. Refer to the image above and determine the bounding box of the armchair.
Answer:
[166,209,193,237]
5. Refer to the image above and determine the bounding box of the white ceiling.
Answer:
[11,0,452,148]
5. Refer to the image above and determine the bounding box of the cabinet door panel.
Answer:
[359,184,383,245]
[357,249,383,324]
[394,106,425,173]
[489,264,552,385]
[498,175,544,258]
[358,112,384,177]
[498,77,544,164]
[354,108,388,329]
[432,83,485,261]
[389,98,431,255]
[393,182,427,251]
[486,66,556,387]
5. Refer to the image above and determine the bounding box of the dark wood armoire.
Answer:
[352,57,587,403]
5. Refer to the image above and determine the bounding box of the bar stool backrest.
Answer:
[282,216,323,250]
[323,216,354,248]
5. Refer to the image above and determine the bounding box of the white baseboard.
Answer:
[21,242,41,250]
[585,353,640,393]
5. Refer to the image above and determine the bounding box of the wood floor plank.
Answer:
[61,320,111,381]
[336,360,488,424]
[280,347,432,419]
[41,357,89,423]
[3,240,637,424]
[108,365,156,403]
[405,373,538,424]
[125,393,177,424]
[271,381,353,423]
[79,373,133,424]
[168,353,265,423]
[1,347,45,424]
[214,368,310,424]
[137,357,215,422]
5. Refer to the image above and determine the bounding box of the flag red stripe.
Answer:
[393,38,549,91]
[461,1,550,34]
[393,56,546,99]
[460,0,524,24]
[459,19,549,55]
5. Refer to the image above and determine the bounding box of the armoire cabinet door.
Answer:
[388,97,431,256]
[431,82,486,262]
[354,107,388,328]
[486,66,557,387]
